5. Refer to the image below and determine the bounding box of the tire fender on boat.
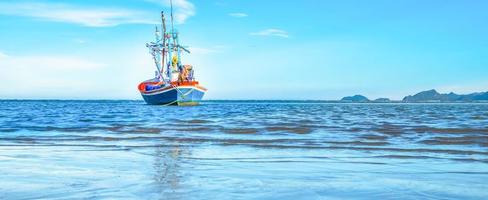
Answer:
[138,83,146,92]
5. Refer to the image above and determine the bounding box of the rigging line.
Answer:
[171,85,193,99]
[171,85,185,98]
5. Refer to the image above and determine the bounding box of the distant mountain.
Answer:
[341,95,369,102]
[403,89,488,102]
[339,89,488,103]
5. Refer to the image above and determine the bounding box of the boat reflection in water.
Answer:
[152,143,189,199]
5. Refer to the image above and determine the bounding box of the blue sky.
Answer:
[0,0,487,100]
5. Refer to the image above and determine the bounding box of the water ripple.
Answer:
[1,100,487,199]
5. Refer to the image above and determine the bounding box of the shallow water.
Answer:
[0,100,487,199]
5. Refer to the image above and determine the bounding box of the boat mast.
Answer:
[160,11,167,81]
[169,0,177,82]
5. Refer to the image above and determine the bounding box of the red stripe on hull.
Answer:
[138,81,207,94]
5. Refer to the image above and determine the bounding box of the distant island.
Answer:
[340,95,370,102]
[341,89,488,103]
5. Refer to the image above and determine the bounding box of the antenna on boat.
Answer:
[146,25,163,82]
[170,0,177,54]
[169,0,179,79]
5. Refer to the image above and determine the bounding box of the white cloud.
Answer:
[250,29,289,38]
[0,2,157,27]
[74,39,87,44]
[0,52,108,98]
[0,53,104,71]
[229,13,248,18]
[145,0,195,24]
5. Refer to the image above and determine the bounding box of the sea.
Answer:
[0,100,487,200]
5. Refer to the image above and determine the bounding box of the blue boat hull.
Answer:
[141,86,205,105]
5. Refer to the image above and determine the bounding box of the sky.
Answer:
[0,0,487,100]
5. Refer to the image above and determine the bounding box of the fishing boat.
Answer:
[138,9,206,106]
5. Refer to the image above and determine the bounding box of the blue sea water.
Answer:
[0,100,487,199]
